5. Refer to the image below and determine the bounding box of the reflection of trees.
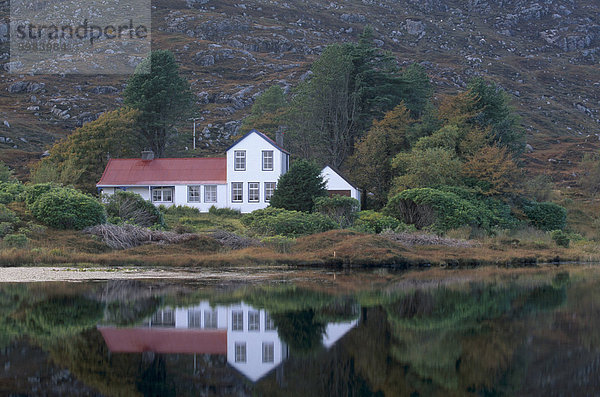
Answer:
[272,309,326,354]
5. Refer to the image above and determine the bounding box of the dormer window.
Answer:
[262,150,273,171]
[234,150,246,171]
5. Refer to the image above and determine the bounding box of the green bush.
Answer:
[23,183,60,206]
[163,205,200,217]
[262,235,296,253]
[0,181,24,204]
[0,204,18,224]
[209,206,242,218]
[439,186,520,230]
[313,195,360,228]
[30,188,106,230]
[3,233,29,248]
[104,191,164,227]
[522,201,567,231]
[550,230,570,248]
[242,207,337,237]
[0,222,14,238]
[385,188,480,233]
[353,210,403,234]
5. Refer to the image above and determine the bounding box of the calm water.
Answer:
[0,269,599,396]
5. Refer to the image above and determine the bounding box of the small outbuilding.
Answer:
[321,166,361,206]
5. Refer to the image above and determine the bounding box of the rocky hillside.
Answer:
[1,0,599,184]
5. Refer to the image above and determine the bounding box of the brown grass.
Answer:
[3,228,600,269]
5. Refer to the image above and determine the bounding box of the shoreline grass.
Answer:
[2,229,600,270]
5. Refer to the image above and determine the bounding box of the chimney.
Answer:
[141,150,155,161]
[276,127,285,148]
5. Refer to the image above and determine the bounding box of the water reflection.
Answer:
[99,301,358,382]
[1,270,600,395]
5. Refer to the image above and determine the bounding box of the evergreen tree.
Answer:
[270,160,327,212]
[124,50,194,157]
[467,78,525,155]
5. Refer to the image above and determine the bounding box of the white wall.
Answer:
[321,166,361,203]
[100,184,228,212]
[173,184,228,212]
[226,302,284,382]
[226,132,288,213]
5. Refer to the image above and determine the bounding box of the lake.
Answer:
[0,266,598,396]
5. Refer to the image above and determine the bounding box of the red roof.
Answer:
[97,157,227,186]
[98,327,227,355]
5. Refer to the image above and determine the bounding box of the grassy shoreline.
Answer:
[2,229,599,269]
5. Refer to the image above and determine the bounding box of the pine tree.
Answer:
[270,160,327,212]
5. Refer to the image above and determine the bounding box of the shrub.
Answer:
[23,183,60,206]
[262,235,296,253]
[522,201,567,231]
[313,195,360,228]
[105,191,164,227]
[439,186,520,230]
[0,222,14,238]
[0,181,24,204]
[163,205,200,217]
[550,230,570,248]
[353,210,403,234]
[0,204,18,224]
[30,188,106,230]
[242,207,337,237]
[3,233,29,248]
[209,206,242,218]
[385,188,479,233]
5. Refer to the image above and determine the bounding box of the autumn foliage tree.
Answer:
[349,104,413,207]
[462,146,521,196]
[31,107,142,193]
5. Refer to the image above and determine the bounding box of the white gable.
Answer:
[321,166,361,204]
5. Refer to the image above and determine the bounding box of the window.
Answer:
[264,182,276,202]
[232,183,243,202]
[234,150,246,171]
[188,186,201,203]
[152,187,173,203]
[262,151,274,171]
[204,185,217,203]
[248,182,260,202]
[151,309,175,327]
[248,310,260,331]
[262,342,274,363]
[265,313,275,331]
[188,310,202,328]
[235,342,247,363]
[232,310,244,331]
[204,310,218,329]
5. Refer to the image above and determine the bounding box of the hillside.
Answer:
[1,0,599,185]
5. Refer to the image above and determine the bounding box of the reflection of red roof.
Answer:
[97,158,227,187]
[99,327,227,355]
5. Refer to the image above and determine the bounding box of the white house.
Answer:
[98,300,358,383]
[97,129,360,213]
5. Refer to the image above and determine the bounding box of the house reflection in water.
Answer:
[98,302,358,382]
